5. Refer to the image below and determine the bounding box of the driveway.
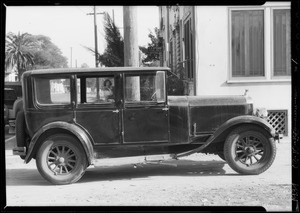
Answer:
[5,136,292,211]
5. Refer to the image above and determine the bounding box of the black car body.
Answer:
[4,82,23,128]
[13,67,278,184]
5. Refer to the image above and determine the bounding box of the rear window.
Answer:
[34,76,71,105]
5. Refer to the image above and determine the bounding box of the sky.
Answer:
[5,6,159,68]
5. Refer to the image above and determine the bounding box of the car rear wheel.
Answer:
[224,125,276,175]
[36,134,88,185]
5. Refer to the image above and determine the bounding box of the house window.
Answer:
[184,17,194,79]
[231,10,264,77]
[273,9,291,76]
[169,40,173,68]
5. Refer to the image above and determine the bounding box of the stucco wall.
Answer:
[194,5,291,137]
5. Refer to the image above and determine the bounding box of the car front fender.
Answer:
[24,121,94,164]
[212,115,276,140]
[176,115,276,158]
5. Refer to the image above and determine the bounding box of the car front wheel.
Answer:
[224,125,276,175]
[36,134,88,185]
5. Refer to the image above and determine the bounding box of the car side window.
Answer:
[34,77,71,105]
[125,72,165,104]
[77,76,115,104]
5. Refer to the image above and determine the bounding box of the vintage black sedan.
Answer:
[13,67,279,184]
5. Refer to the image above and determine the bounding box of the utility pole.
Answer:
[87,6,105,100]
[87,6,105,67]
[123,6,140,101]
[70,47,72,68]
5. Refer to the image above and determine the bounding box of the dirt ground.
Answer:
[5,136,292,211]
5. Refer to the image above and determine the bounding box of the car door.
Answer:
[75,74,121,145]
[122,71,169,143]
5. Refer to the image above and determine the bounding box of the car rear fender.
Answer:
[24,121,94,164]
[13,98,23,117]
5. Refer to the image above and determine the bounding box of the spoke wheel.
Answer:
[36,134,88,185]
[47,144,78,175]
[234,135,265,166]
[224,125,276,175]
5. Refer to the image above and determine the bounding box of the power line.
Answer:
[86,6,106,68]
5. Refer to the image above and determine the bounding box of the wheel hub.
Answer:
[246,146,255,155]
[58,157,65,164]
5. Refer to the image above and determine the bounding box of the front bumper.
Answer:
[274,133,283,143]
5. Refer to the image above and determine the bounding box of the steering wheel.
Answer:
[150,91,157,101]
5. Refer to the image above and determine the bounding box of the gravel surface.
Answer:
[5,137,292,211]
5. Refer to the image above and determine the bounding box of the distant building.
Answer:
[159,2,291,137]
[5,65,18,82]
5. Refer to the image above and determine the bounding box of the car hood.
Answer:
[168,95,253,107]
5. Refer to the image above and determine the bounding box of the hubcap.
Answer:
[246,147,255,154]
[47,145,77,175]
[235,135,265,166]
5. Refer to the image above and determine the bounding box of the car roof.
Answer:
[23,67,170,76]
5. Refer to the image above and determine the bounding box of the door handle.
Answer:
[112,109,119,113]
[162,107,169,111]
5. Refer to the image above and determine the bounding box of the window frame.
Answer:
[270,7,291,80]
[228,7,267,81]
[123,71,167,107]
[75,74,117,108]
[33,74,72,109]
[183,14,194,80]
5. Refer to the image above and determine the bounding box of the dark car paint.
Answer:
[20,67,275,164]
[5,81,22,98]
[4,88,18,109]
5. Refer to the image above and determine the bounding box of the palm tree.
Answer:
[5,32,36,81]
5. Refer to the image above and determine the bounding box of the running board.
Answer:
[93,154,177,168]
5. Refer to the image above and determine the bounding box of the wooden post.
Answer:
[87,6,105,101]
[123,6,140,101]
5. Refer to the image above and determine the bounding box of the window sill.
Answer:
[226,79,291,84]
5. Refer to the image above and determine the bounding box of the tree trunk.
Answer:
[17,63,21,82]
[123,6,140,101]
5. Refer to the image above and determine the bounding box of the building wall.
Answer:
[159,6,196,95]
[194,3,291,137]
[5,72,17,82]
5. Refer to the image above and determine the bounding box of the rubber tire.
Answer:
[16,111,26,148]
[36,134,88,185]
[224,125,276,175]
